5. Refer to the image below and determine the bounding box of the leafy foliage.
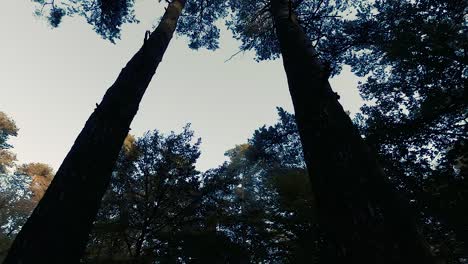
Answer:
[16,163,54,203]
[32,0,228,49]
[32,0,138,42]
[77,110,324,263]
[0,114,28,260]
[176,0,229,50]
[249,107,305,169]
[340,0,467,262]
[226,0,356,72]
[17,0,467,261]
[0,112,18,174]
[0,113,54,261]
[84,127,206,262]
[198,109,323,263]
[0,112,18,150]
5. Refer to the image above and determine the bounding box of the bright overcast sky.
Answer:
[0,0,363,172]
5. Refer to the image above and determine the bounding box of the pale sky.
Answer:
[0,0,363,172]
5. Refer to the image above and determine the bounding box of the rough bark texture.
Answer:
[4,1,186,263]
[270,0,435,263]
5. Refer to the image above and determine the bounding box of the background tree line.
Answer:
[0,112,54,260]
[1,104,466,262]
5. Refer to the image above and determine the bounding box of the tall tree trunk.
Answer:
[270,0,435,263]
[4,1,186,263]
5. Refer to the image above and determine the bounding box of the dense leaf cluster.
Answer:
[0,113,54,261]
[77,111,322,263]
[32,0,137,42]
[4,0,466,262]
[340,0,467,261]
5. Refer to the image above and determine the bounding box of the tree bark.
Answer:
[270,0,435,263]
[4,1,186,263]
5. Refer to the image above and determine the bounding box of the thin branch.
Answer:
[40,1,55,13]
[224,50,244,63]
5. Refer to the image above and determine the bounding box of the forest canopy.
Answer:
[1,0,466,263]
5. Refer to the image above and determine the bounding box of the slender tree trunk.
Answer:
[4,1,186,263]
[270,0,435,263]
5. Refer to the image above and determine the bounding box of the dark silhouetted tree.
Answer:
[340,0,467,262]
[76,110,321,263]
[197,109,320,263]
[8,0,230,260]
[224,0,435,262]
[5,1,190,262]
[83,127,246,263]
[83,128,202,262]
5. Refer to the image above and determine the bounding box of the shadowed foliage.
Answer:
[32,0,137,42]
[0,112,18,174]
[32,0,228,48]
[339,0,467,262]
[0,114,54,262]
[4,0,465,262]
[223,0,436,262]
[17,163,54,203]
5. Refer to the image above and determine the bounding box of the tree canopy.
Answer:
[0,113,54,261]
[32,0,228,49]
[2,0,466,262]
[0,112,18,174]
[81,111,322,263]
[339,1,467,261]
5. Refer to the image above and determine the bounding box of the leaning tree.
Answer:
[4,0,226,262]
[220,0,437,262]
